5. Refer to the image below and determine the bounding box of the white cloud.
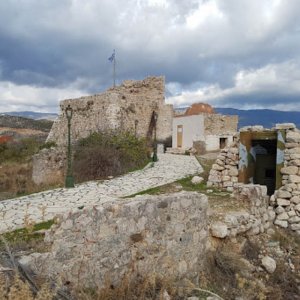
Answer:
[1,0,300,111]
[0,81,86,112]
[167,60,300,110]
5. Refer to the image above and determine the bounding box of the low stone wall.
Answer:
[210,185,275,239]
[207,124,300,235]
[28,192,208,288]
[207,135,239,192]
[272,128,300,234]
[32,147,66,185]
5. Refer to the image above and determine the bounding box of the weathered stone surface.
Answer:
[291,223,300,231]
[291,196,300,204]
[295,204,300,212]
[288,216,300,223]
[32,147,66,185]
[275,123,296,130]
[211,222,228,238]
[191,176,204,185]
[276,198,290,206]
[289,175,300,183]
[280,166,298,175]
[28,192,208,289]
[276,190,292,199]
[277,212,289,220]
[274,219,288,228]
[286,131,300,143]
[228,167,238,177]
[212,164,224,171]
[261,256,276,273]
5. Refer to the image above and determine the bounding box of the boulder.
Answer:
[275,123,296,130]
[277,212,289,221]
[191,176,204,185]
[276,198,290,206]
[286,131,300,143]
[276,190,292,199]
[274,219,288,228]
[261,256,276,273]
[211,222,228,238]
[280,166,298,175]
[291,196,300,204]
[290,175,300,184]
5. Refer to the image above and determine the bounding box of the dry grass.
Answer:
[0,162,63,201]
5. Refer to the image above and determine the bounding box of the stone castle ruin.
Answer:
[207,123,300,234]
[47,76,173,146]
[33,76,173,185]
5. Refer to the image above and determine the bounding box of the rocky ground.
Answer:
[0,154,299,299]
[0,154,202,233]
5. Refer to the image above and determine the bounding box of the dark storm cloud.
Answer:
[0,0,300,112]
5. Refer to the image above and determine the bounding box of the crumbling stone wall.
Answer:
[271,125,300,234]
[47,76,173,146]
[207,124,300,235]
[207,133,239,191]
[28,192,208,288]
[210,185,275,239]
[32,147,66,185]
[204,114,238,136]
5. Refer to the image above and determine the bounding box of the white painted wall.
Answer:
[172,115,204,149]
[205,135,234,152]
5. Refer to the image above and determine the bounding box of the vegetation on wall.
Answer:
[73,131,150,182]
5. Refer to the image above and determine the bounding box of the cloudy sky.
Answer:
[1,0,300,112]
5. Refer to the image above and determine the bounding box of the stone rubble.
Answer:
[210,185,274,239]
[261,256,277,274]
[0,154,203,234]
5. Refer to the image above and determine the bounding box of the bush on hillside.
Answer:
[73,131,150,182]
[0,138,42,164]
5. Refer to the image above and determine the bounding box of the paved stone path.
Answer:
[0,154,202,233]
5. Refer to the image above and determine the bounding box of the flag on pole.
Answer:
[108,50,115,62]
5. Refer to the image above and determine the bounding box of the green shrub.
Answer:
[74,131,150,182]
[0,138,42,164]
[39,141,57,150]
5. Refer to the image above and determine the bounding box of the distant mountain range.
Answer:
[1,108,300,130]
[0,115,53,132]
[0,111,58,121]
[214,108,300,129]
[175,107,300,129]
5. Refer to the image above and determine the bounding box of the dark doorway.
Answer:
[252,139,277,195]
[220,137,227,149]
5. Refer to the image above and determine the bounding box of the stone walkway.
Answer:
[0,154,202,233]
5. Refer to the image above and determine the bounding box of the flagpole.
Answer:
[113,49,116,88]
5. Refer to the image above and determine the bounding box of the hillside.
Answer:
[0,115,53,132]
[1,111,57,120]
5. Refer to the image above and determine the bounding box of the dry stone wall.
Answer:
[47,76,173,146]
[271,125,300,234]
[207,133,239,191]
[210,185,275,239]
[28,192,208,288]
[207,124,300,235]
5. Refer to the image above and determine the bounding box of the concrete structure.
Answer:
[172,107,238,153]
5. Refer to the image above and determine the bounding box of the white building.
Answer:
[172,104,238,153]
